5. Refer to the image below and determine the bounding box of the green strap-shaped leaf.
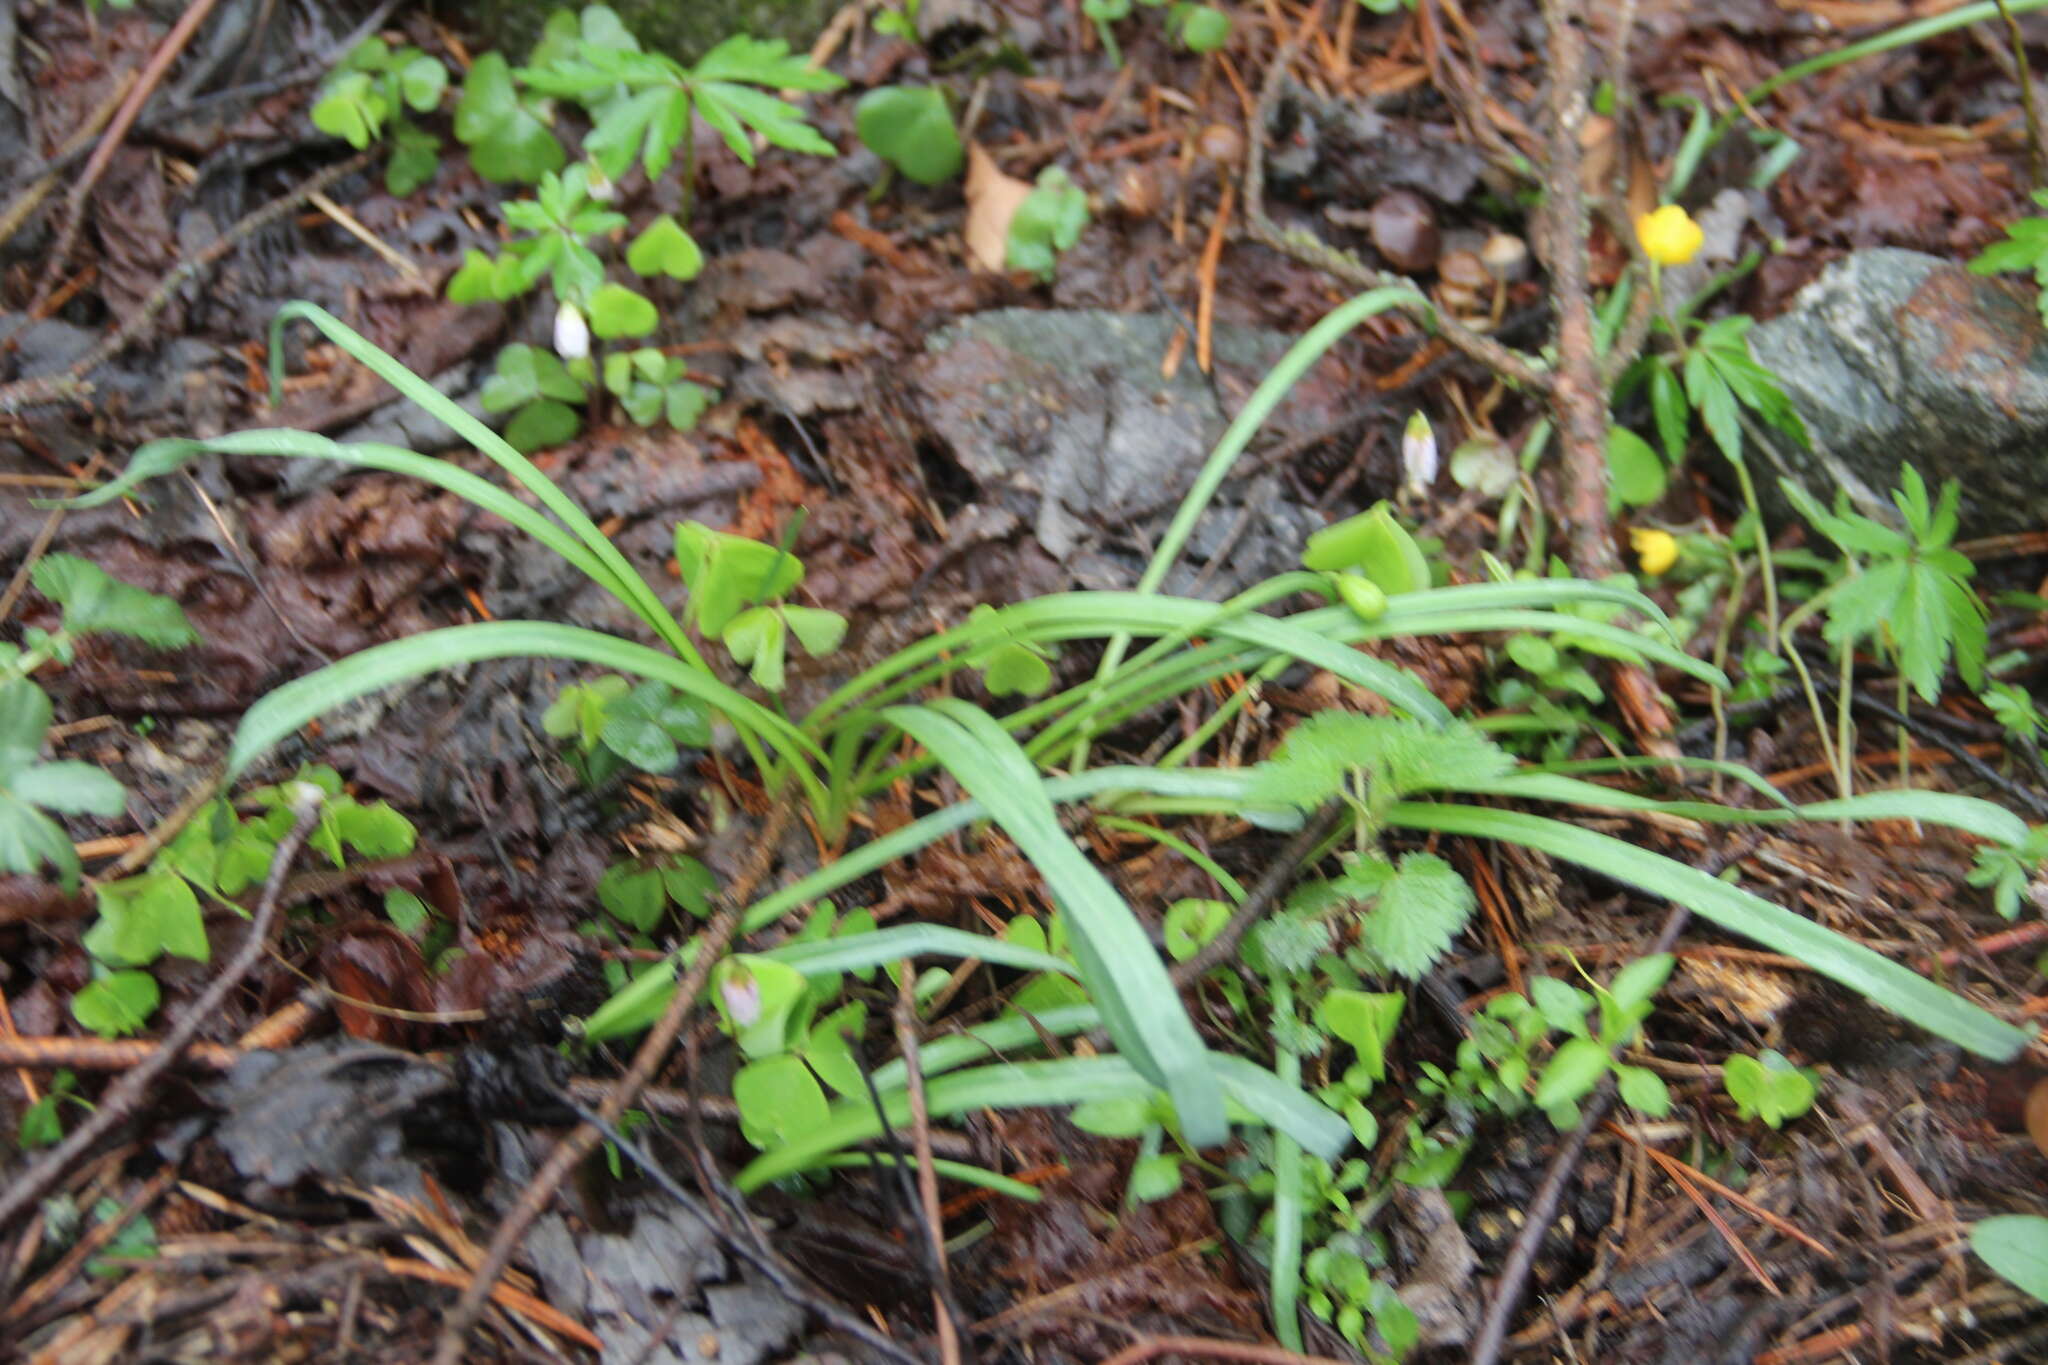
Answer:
[766,924,1076,981]
[1447,772,2031,849]
[1386,800,2030,1060]
[224,621,825,797]
[886,700,1228,1147]
[264,302,698,665]
[736,1053,1350,1191]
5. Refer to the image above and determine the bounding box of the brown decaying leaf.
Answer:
[964,142,1032,274]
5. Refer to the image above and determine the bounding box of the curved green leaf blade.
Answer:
[1387,801,2030,1060]
[887,700,1227,1146]
[225,621,823,784]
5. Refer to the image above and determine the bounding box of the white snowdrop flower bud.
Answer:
[586,161,616,203]
[553,299,589,361]
[1402,411,1438,499]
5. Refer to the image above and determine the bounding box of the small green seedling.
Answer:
[597,854,718,932]
[1529,954,1676,1128]
[17,1070,82,1149]
[544,674,712,780]
[1969,190,2048,326]
[1968,825,2048,921]
[1722,1049,1817,1128]
[70,971,159,1039]
[1007,167,1090,281]
[1163,897,1231,962]
[675,522,847,691]
[967,603,1060,696]
[310,38,449,193]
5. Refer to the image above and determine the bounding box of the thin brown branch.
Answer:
[427,802,794,1365]
[1242,28,1551,395]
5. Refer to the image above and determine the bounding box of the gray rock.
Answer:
[912,309,1352,595]
[1747,248,2048,535]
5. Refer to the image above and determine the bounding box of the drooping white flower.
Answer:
[1401,411,1438,499]
[553,299,590,361]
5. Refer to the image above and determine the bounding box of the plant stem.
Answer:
[1997,0,2048,191]
[1835,635,1857,802]
[1267,976,1304,1352]
[1777,588,1844,793]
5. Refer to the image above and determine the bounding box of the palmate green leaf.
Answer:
[583,86,678,181]
[887,699,1228,1147]
[30,555,196,649]
[1249,714,1511,812]
[1358,852,1474,978]
[1388,801,2030,1060]
[691,33,846,91]
[1683,347,1743,464]
[695,82,839,163]
[454,52,566,183]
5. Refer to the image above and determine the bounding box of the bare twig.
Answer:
[32,0,236,315]
[0,149,374,415]
[1241,30,1551,394]
[0,784,323,1235]
[895,962,966,1365]
[1170,798,1347,986]
[1531,0,1614,581]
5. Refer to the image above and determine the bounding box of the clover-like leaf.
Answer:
[625,215,705,280]
[71,971,160,1038]
[454,52,566,183]
[722,606,788,692]
[504,400,582,453]
[855,85,963,185]
[588,283,658,339]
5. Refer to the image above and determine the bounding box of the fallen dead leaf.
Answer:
[964,142,1032,273]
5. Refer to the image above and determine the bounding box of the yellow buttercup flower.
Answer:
[1631,527,1679,576]
[1635,204,1703,267]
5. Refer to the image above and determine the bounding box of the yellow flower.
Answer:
[1631,527,1679,576]
[1635,204,1704,267]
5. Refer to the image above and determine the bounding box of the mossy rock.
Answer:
[462,0,840,65]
